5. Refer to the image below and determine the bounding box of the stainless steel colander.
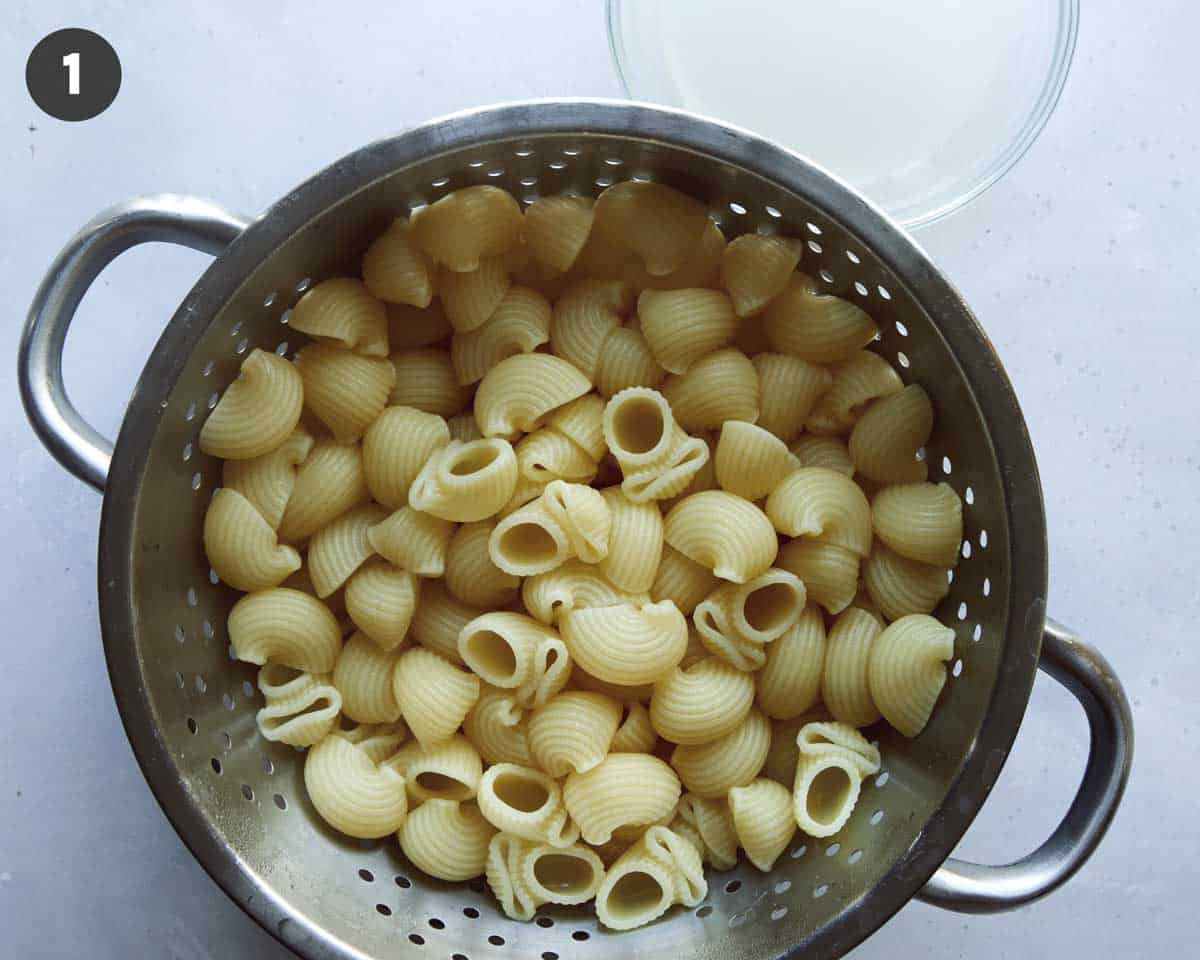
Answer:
[19,100,1132,960]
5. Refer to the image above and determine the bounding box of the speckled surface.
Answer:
[0,2,1194,957]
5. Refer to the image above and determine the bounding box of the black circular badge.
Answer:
[26,28,121,121]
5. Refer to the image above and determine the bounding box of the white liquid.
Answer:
[617,0,1053,222]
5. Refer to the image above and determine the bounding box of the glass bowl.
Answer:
[607,0,1079,228]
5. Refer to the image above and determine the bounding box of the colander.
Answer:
[18,100,1132,960]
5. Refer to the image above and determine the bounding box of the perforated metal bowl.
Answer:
[19,100,1131,960]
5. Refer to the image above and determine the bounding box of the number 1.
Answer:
[62,51,80,95]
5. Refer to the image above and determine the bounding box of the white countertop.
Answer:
[0,2,1194,957]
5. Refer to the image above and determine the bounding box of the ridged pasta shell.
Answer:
[333,632,402,724]
[411,185,523,273]
[754,352,833,443]
[524,195,595,273]
[228,587,342,673]
[221,426,313,530]
[560,600,687,686]
[295,344,394,443]
[868,614,955,737]
[399,799,495,881]
[362,218,434,307]
[393,647,481,748]
[388,348,472,416]
[766,467,873,556]
[822,608,884,727]
[649,657,755,745]
[661,348,759,432]
[204,488,300,591]
[849,383,934,484]
[563,753,681,846]
[290,277,389,356]
[670,708,772,798]
[638,288,739,374]
[594,825,706,931]
[474,353,592,438]
[199,349,304,460]
[870,481,964,568]
[362,405,450,509]
[551,278,632,378]
[757,604,827,719]
[303,728,407,839]
[528,691,623,777]
[720,234,802,317]
[593,180,708,277]
[728,779,797,871]
[807,350,904,435]
[714,421,799,501]
[763,274,879,363]
[663,491,778,583]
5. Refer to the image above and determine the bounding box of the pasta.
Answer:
[650,544,719,616]
[400,799,496,881]
[390,734,483,803]
[290,278,389,356]
[543,394,607,461]
[409,579,481,664]
[592,180,708,277]
[868,614,955,737]
[727,779,796,872]
[761,714,809,787]
[343,559,420,650]
[763,274,879,363]
[438,256,510,333]
[871,481,964,567]
[457,612,571,708]
[714,421,798,501]
[515,429,596,485]
[228,587,342,673]
[527,691,623,777]
[524,195,595,273]
[387,300,453,349]
[446,411,483,443]
[255,663,342,746]
[594,326,666,397]
[541,481,611,562]
[674,794,738,870]
[221,426,313,530]
[560,600,687,686]
[777,538,860,615]
[694,568,807,671]
[663,491,778,583]
[361,405,450,509]
[610,702,658,754]
[571,668,655,705]
[304,724,408,839]
[306,503,388,598]
[295,344,395,443]
[393,647,481,747]
[203,488,301,591]
[486,835,606,921]
[473,353,591,438]
[766,467,873,556]
[595,826,706,931]
[450,286,552,385]
[409,438,519,522]
[388,348,472,416]
[199,349,304,460]
[463,685,533,765]
[649,657,755,745]
[277,440,368,543]
[367,506,455,577]
[792,719,881,837]
[628,218,726,292]
[756,604,827,719]
[849,384,934,484]
[602,388,709,502]
[551,278,633,378]
[477,763,579,847]
[720,234,802,317]
[411,185,523,272]
[563,753,682,846]
[670,708,771,798]
[807,350,904,435]
[661,347,759,432]
[332,633,401,723]
[822,607,884,727]
[522,560,646,625]
[638,288,738,373]
[862,542,951,621]
[753,353,833,443]
[361,218,434,307]
[597,487,664,593]
[790,434,855,477]
[488,496,571,576]
[444,521,520,607]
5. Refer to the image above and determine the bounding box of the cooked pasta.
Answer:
[871,481,964,567]
[387,300,453,349]
[661,347,759,432]
[393,647,481,747]
[543,394,607,461]
[595,825,706,931]
[443,521,520,607]
[521,560,644,625]
[663,491,778,583]
[597,487,664,592]
[255,663,342,746]
[563,753,682,846]
[542,480,611,562]
[463,686,533,765]
[593,180,708,277]
[720,234,802,317]
[306,504,388,598]
[449,286,552,386]
[714,421,798,501]
[362,218,434,307]
[552,278,632,378]
[367,506,455,577]
[792,719,881,837]
[290,278,389,356]
[649,657,755,745]
[295,344,395,443]
[754,352,834,443]
[560,600,687,686]
[849,383,934,484]
[409,438,519,522]
[486,834,539,921]
[728,779,796,871]
[277,440,368,543]
[303,725,408,839]
[822,607,884,727]
[777,538,859,615]
[474,353,591,438]
[528,691,623,777]
[229,587,342,673]
[766,467,873,556]
[807,350,904,435]
[670,708,771,798]
[411,185,523,272]
[203,488,301,591]
[694,568,807,671]
[436,257,509,334]
[389,734,483,803]
[409,579,481,664]
[388,348,472,417]
[571,668,655,705]
[398,799,495,882]
[344,559,420,650]
[457,612,571,708]
[790,435,855,477]
[638,288,738,374]
[200,349,304,460]
[602,387,709,502]
[674,794,738,870]
[628,218,726,292]
[446,411,483,442]
[869,614,955,737]
[362,405,450,509]
[524,195,595,273]
[610,702,658,753]
[760,714,805,787]
[515,428,596,485]
[862,542,951,621]
[477,763,579,847]
[488,496,570,576]
[650,544,719,615]
[763,274,879,363]
[757,604,827,719]
[332,632,402,724]
[486,835,606,921]
[594,326,665,397]
[221,426,313,530]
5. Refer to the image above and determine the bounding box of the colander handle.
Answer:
[918,617,1133,913]
[18,195,252,492]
